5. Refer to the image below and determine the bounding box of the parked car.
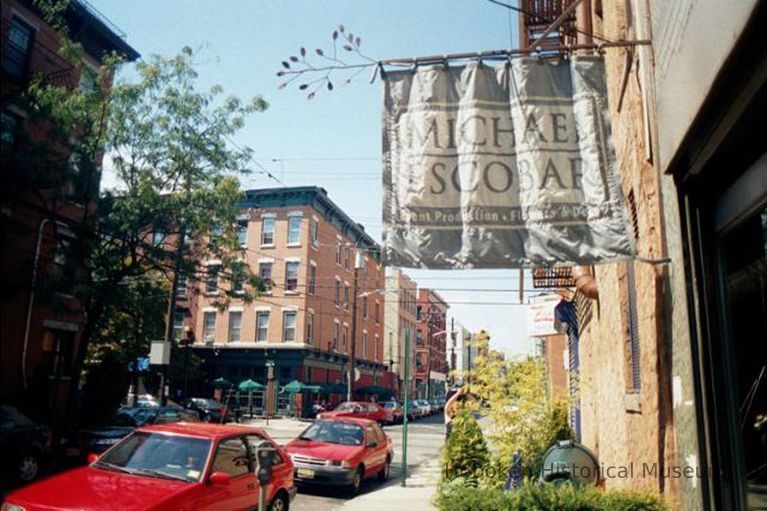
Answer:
[2,423,296,511]
[380,401,404,424]
[430,397,446,413]
[401,401,417,421]
[414,400,432,417]
[285,417,393,495]
[0,405,52,483]
[183,398,233,423]
[80,406,199,454]
[316,402,388,424]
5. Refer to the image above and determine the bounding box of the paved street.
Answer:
[245,414,446,511]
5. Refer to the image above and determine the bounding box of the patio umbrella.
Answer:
[281,380,308,394]
[211,377,233,389]
[238,379,265,392]
[238,379,264,418]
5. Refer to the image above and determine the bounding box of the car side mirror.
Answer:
[209,471,231,486]
[367,440,378,448]
[87,453,100,464]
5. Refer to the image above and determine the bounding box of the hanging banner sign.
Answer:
[382,56,635,268]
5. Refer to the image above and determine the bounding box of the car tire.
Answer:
[268,491,289,511]
[18,453,40,482]
[377,457,391,481]
[349,466,364,496]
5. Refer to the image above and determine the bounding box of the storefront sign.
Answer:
[382,57,635,268]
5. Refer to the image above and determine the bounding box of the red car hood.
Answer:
[285,439,363,461]
[4,466,193,511]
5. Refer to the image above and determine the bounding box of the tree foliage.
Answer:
[8,1,268,421]
[458,330,573,484]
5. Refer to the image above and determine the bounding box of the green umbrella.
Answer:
[281,380,308,394]
[211,377,233,389]
[328,383,347,394]
[238,379,265,392]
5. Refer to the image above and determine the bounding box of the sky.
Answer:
[91,0,538,356]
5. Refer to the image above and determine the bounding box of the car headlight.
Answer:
[2,503,27,511]
[329,460,354,469]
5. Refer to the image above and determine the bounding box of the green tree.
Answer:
[459,331,573,485]
[8,1,268,424]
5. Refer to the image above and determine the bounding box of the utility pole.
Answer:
[347,248,362,402]
[401,328,411,487]
[160,230,185,406]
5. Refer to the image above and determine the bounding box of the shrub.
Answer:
[435,479,669,511]
[441,413,490,487]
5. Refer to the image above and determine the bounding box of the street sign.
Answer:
[149,341,170,365]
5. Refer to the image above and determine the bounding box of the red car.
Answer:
[316,401,390,424]
[284,417,393,495]
[2,423,296,511]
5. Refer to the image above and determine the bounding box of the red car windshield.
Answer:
[298,421,364,446]
[96,431,211,483]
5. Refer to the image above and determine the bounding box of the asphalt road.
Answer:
[288,413,446,511]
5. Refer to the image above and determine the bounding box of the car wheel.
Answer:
[349,466,364,496]
[268,491,289,511]
[377,457,391,481]
[18,453,40,482]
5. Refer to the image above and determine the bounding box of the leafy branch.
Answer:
[277,24,378,99]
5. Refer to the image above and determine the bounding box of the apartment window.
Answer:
[306,311,314,344]
[416,330,423,346]
[626,263,641,393]
[310,220,319,247]
[332,322,339,351]
[374,335,379,361]
[261,217,275,245]
[256,311,269,342]
[285,261,299,292]
[4,17,34,78]
[344,246,351,270]
[53,237,71,274]
[206,265,220,293]
[231,262,245,293]
[362,296,368,319]
[336,241,342,265]
[283,311,297,342]
[308,264,316,295]
[362,332,367,359]
[209,223,223,248]
[335,279,341,306]
[375,302,380,323]
[236,219,248,247]
[152,229,165,248]
[343,325,349,350]
[344,284,350,310]
[287,216,301,245]
[79,66,98,93]
[1,111,21,150]
[259,262,273,292]
[203,311,216,342]
[228,312,242,343]
[175,274,188,299]
[172,312,185,340]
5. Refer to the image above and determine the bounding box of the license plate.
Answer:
[297,468,315,479]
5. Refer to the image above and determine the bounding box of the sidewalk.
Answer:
[340,458,441,511]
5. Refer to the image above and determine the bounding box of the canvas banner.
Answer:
[382,56,636,268]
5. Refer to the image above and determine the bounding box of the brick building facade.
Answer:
[188,187,392,413]
[0,0,137,426]
[521,1,766,509]
[414,288,448,399]
[383,268,418,399]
